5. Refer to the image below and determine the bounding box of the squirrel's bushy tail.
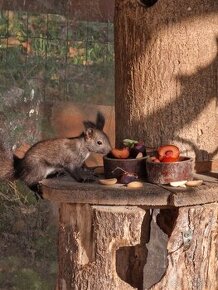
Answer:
[0,140,14,181]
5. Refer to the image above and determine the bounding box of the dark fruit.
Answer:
[122,139,147,158]
[130,142,147,158]
[119,172,138,184]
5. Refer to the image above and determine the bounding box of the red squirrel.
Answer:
[0,111,111,194]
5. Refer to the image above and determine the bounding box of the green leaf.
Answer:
[123,139,138,148]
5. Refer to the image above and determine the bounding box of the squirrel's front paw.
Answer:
[73,168,97,183]
[81,172,97,183]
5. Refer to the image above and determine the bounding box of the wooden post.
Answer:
[114,0,218,164]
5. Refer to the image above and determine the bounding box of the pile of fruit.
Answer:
[110,139,147,159]
[109,140,180,163]
[101,141,182,188]
[150,145,180,163]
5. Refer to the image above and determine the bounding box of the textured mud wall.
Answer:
[115,0,218,163]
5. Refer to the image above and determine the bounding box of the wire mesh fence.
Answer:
[0,9,114,105]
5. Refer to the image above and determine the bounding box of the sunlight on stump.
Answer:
[150,203,218,290]
[57,204,146,290]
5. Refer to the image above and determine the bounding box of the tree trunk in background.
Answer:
[114,0,218,164]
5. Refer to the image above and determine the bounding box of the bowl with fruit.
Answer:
[146,145,193,184]
[103,139,155,184]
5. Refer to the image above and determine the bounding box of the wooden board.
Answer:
[40,172,218,208]
[40,177,171,208]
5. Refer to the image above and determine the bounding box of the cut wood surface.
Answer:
[40,176,171,207]
[40,172,218,208]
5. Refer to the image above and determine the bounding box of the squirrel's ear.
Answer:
[83,120,96,130]
[96,111,105,130]
[84,128,94,140]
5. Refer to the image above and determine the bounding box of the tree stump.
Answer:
[57,204,145,290]
[40,173,218,290]
[150,203,218,290]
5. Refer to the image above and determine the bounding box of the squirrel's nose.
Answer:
[104,145,111,155]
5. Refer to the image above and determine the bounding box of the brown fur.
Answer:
[0,112,111,190]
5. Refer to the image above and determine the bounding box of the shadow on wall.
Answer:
[147,39,218,158]
[126,37,218,167]
[173,39,218,161]
[115,0,218,171]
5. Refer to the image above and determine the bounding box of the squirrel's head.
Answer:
[83,112,112,154]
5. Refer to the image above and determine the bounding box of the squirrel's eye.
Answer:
[97,141,102,145]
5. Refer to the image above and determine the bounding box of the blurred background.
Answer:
[0,1,115,289]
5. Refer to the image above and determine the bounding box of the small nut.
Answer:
[136,152,143,159]
[185,180,203,187]
[170,180,187,187]
[127,181,143,188]
[99,178,117,185]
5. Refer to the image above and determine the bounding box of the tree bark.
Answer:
[150,203,218,290]
[114,0,218,163]
[57,204,146,290]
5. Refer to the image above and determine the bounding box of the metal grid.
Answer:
[0,9,114,105]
